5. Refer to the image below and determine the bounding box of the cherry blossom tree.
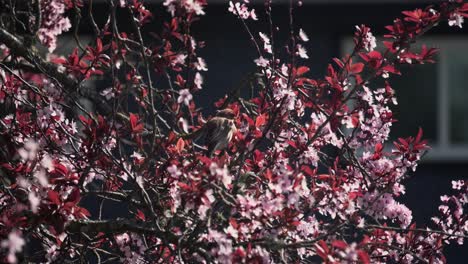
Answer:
[0,0,467,263]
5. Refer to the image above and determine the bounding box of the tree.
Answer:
[0,0,467,263]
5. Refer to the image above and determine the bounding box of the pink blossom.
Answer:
[299,28,309,42]
[254,56,269,67]
[297,44,309,59]
[195,57,208,71]
[167,164,182,179]
[258,32,273,54]
[177,89,193,106]
[228,1,258,20]
[37,0,72,52]
[210,163,232,188]
[1,231,25,264]
[171,54,188,66]
[131,152,145,164]
[34,170,49,187]
[194,72,204,90]
[198,189,215,219]
[28,192,41,213]
[100,87,116,100]
[355,25,377,52]
[18,139,39,161]
[164,0,206,16]
[448,13,464,28]
[452,180,464,190]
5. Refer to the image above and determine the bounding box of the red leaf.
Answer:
[177,182,191,191]
[53,162,69,176]
[77,207,91,217]
[129,113,144,133]
[318,174,330,180]
[315,240,329,260]
[301,165,315,176]
[296,66,310,76]
[358,251,371,264]
[264,169,273,181]
[415,127,423,143]
[175,138,185,153]
[242,113,254,127]
[79,115,92,126]
[287,140,297,149]
[48,190,61,205]
[349,62,364,74]
[136,209,146,221]
[333,58,344,68]
[229,218,238,229]
[96,38,103,53]
[67,188,81,205]
[255,114,267,127]
[130,113,138,128]
[375,143,384,153]
[332,240,347,249]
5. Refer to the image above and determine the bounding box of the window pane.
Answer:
[341,38,439,142]
[389,63,439,142]
[448,49,468,144]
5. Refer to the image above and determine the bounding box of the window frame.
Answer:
[341,36,468,162]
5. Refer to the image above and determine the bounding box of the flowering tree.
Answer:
[0,0,467,263]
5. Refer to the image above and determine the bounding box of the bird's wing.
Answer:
[204,117,224,145]
[205,117,232,155]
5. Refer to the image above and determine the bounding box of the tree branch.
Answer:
[0,26,112,115]
[67,218,179,244]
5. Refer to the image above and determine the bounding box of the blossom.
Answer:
[259,32,273,54]
[100,87,115,100]
[355,25,377,52]
[177,89,193,106]
[198,189,215,219]
[131,152,145,165]
[167,164,182,178]
[452,180,464,190]
[195,57,208,71]
[254,56,269,67]
[358,192,413,228]
[41,155,54,172]
[29,192,41,213]
[206,230,233,263]
[178,117,189,133]
[34,170,49,187]
[171,54,188,66]
[1,231,25,263]
[37,0,72,52]
[228,1,258,20]
[194,72,203,89]
[18,139,39,161]
[210,163,232,188]
[299,145,319,166]
[297,216,319,237]
[297,44,309,59]
[448,13,464,28]
[299,28,309,42]
[164,0,206,16]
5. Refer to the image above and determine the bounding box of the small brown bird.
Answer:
[188,109,237,157]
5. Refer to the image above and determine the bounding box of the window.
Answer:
[342,37,468,161]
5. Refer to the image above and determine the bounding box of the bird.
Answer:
[186,109,237,157]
